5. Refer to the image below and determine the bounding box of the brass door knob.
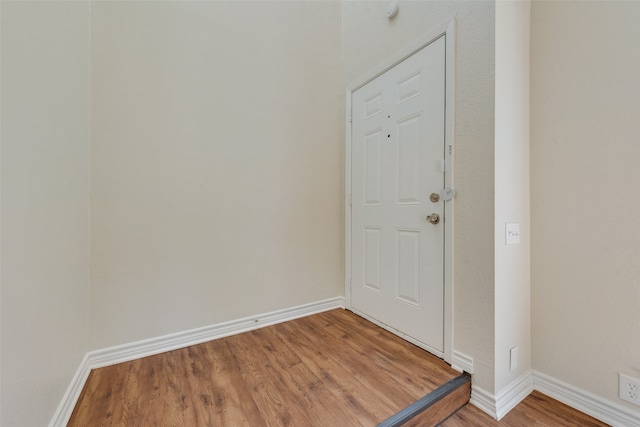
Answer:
[426,213,440,224]
[430,192,440,203]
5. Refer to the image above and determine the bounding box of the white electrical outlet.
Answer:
[619,374,640,406]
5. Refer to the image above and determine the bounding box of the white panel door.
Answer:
[351,36,446,355]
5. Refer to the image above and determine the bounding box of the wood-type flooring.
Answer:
[441,391,609,427]
[69,309,460,426]
[69,308,610,426]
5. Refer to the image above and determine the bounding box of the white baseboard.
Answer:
[470,384,498,419]
[470,369,640,426]
[89,296,345,369]
[495,370,533,420]
[470,370,533,421]
[451,350,474,374]
[48,354,91,427]
[533,370,640,427]
[49,296,345,427]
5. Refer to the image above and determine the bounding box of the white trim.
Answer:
[49,297,345,427]
[48,354,91,427]
[345,90,353,311]
[470,385,497,419]
[533,370,640,427]
[470,370,640,425]
[495,370,534,420]
[470,370,533,421]
[451,350,473,374]
[442,18,457,368]
[90,296,345,369]
[346,19,453,92]
[344,18,456,365]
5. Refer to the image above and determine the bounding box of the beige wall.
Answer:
[342,1,496,392]
[0,2,91,425]
[90,1,344,349]
[9,1,639,422]
[531,0,640,409]
[494,0,531,393]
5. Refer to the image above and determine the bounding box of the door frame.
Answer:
[345,19,456,364]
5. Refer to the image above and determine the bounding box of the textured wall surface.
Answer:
[0,2,91,425]
[494,0,531,393]
[531,0,640,410]
[90,1,344,349]
[342,1,496,392]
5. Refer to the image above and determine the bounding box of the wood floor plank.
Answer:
[188,340,264,426]
[295,314,421,408]
[275,316,391,423]
[228,330,314,426]
[312,311,456,391]
[310,312,448,384]
[440,391,610,427]
[274,316,400,425]
[253,324,366,426]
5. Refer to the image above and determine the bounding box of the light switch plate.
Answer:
[506,223,520,245]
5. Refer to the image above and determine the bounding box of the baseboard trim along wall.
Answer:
[494,370,534,420]
[469,384,498,419]
[532,370,640,427]
[89,296,346,369]
[451,350,474,374]
[49,296,346,427]
[48,354,92,427]
[470,369,640,426]
[469,372,534,421]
